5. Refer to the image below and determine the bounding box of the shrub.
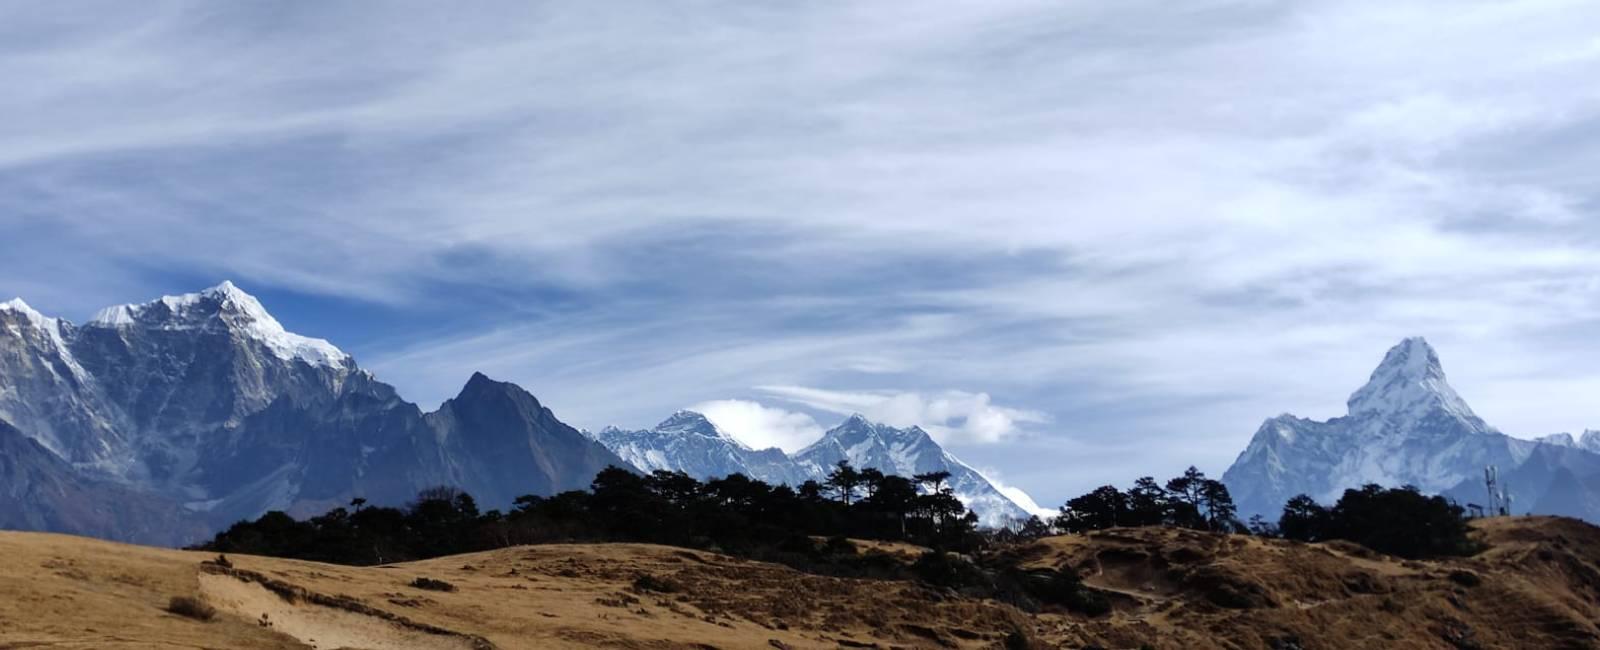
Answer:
[1020,568,1111,617]
[912,551,989,591]
[1002,629,1035,650]
[166,595,216,621]
[631,573,684,593]
[1448,570,1482,588]
[823,535,857,555]
[409,576,456,592]
[1280,485,1482,559]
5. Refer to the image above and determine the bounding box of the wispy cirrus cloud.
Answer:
[4,1,1600,506]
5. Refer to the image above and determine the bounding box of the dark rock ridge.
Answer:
[1223,337,1600,521]
[0,283,632,544]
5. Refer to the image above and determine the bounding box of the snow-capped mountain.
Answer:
[793,415,1033,527]
[590,409,1036,527]
[591,411,800,485]
[1535,430,1600,455]
[1222,337,1600,521]
[0,282,634,543]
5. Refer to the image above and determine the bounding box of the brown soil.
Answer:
[2,516,1598,649]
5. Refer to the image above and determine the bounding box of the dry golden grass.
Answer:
[3,517,1599,649]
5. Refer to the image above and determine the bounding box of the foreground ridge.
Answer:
[7,516,1600,649]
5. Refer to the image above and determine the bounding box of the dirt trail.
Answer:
[198,565,490,650]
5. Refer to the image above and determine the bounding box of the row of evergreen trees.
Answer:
[203,461,1481,566]
[1046,466,1239,534]
[202,461,984,565]
[1038,468,1479,559]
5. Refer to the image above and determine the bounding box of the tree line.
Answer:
[201,461,984,565]
[202,461,1482,567]
[1035,466,1479,559]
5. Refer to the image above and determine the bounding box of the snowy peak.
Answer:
[1,298,60,334]
[2,297,42,319]
[1540,432,1577,447]
[654,410,730,439]
[793,414,1032,526]
[1346,337,1476,423]
[0,297,84,378]
[815,413,931,446]
[87,281,348,368]
[1536,430,1600,455]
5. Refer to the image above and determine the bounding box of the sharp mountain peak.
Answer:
[1346,336,1477,422]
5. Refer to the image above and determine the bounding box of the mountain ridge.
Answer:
[1223,337,1600,522]
[0,282,635,544]
[592,409,1038,526]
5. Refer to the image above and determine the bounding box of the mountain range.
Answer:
[1222,337,1600,521]
[0,282,1034,543]
[0,283,627,544]
[593,411,1035,527]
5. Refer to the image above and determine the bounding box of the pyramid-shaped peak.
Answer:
[203,279,243,295]
[654,410,741,442]
[450,372,549,412]
[657,410,713,429]
[199,280,260,305]
[837,413,873,428]
[1346,337,1476,422]
[458,371,522,397]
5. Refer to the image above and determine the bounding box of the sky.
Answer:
[3,1,1599,509]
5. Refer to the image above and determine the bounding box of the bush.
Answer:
[1279,485,1482,559]
[912,551,989,591]
[166,595,216,621]
[1002,629,1035,650]
[1448,570,1482,588]
[823,535,857,555]
[631,573,684,593]
[409,576,456,592]
[1020,568,1111,617]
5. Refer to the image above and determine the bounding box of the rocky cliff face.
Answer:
[426,373,632,509]
[0,418,205,545]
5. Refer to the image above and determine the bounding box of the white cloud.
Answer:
[757,385,1048,445]
[691,399,825,453]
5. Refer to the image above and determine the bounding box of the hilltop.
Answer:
[4,516,1600,649]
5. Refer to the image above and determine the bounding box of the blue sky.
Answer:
[4,1,1600,509]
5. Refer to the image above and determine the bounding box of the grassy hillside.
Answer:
[3,517,1599,649]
